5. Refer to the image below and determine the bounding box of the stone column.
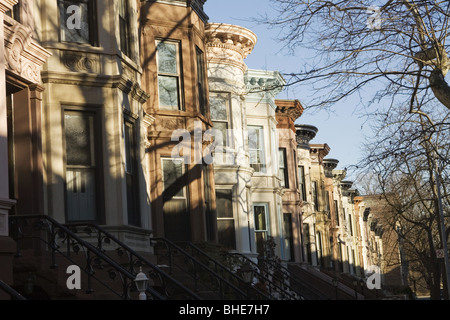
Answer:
[0,0,18,300]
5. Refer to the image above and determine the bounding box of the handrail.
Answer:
[227,252,300,300]
[9,215,166,300]
[259,258,329,300]
[151,238,250,300]
[179,242,271,300]
[0,280,27,300]
[65,222,202,300]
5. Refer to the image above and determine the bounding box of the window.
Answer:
[278,148,288,188]
[156,40,182,110]
[254,204,269,255]
[196,47,207,116]
[119,0,131,57]
[59,0,96,45]
[210,92,231,158]
[298,165,306,200]
[64,110,100,222]
[312,180,319,211]
[5,3,20,22]
[348,213,353,236]
[216,189,236,249]
[124,118,140,226]
[334,200,340,226]
[325,191,331,218]
[248,126,266,173]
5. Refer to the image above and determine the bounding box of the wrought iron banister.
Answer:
[64,222,202,300]
[0,280,26,300]
[259,258,329,300]
[9,215,166,300]
[178,242,271,300]
[151,238,250,300]
[227,252,300,300]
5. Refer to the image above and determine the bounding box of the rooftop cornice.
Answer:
[310,144,331,162]
[206,23,257,59]
[295,124,318,149]
[244,69,285,96]
[276,99,304,121]
[323,158,339,178]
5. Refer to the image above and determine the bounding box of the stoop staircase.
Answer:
[9,215,200,300]
[5,215,365,300]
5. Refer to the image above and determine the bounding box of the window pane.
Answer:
[216,190,233,218]
[248,127,259,150]
[124,122,133,173]
[212,122,228,147]
[254,205,267,231]
[158,76,179,109]
[162,159,184,198]
[210,94,228,121]
[65,113,95,166]
[157,42,178,74]
[59,1,91,44]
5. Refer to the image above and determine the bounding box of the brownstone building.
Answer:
[140,0,216,242]
[276,99,304,262]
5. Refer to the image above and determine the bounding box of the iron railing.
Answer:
[227,252,301,300]
[178,242,271,300]
[0,280,26,300]
[258,258,329,300]
[64,222,202,300]
[9,215,168,300]
[151,238,252,300]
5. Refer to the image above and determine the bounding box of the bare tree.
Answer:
[258,0,450,114]
[358,104,450,299]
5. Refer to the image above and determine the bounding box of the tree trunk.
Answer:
[430,69,450,111]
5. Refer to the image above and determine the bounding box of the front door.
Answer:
[161,158,190,241]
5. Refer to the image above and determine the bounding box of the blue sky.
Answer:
[204,0,371,179]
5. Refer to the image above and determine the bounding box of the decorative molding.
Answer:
[323,158,339,178]
[295,124,318,149]
[3,15,51,84]
[62,51,99,73]
[206,23,257,59]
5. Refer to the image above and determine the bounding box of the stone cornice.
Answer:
[333,169,347,182]
[276,99,304,131]
[245,69,285,98]
[323,158,339,178]
[310,144,330,163]
[206,23,257,59]
[295,124,318,149]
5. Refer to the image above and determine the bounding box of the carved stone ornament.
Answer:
[62,52,98,73]
[3,15,51,84]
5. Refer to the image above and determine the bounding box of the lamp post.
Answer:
[332,278,339,300]
[134,267,149,300]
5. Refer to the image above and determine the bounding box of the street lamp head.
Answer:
[239,261,255,284]
[134,267,149,300]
